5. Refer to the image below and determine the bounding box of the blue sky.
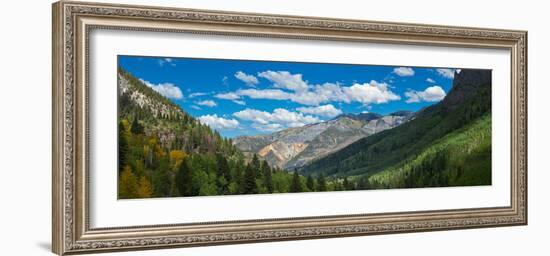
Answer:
[118,55,458,138]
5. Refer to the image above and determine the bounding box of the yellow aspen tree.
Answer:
[119,165,138,199]
[137,176,154,198]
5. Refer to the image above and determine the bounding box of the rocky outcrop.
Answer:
[441,69,491,111]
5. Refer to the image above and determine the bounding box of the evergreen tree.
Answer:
[251,154,261,178]
[234,160,245,194]
[343,177,354,190]
[306,175,315,191]
[216,154,231,194]
[356,176,371,190]
[243,164,258,194]
[151,157,171,197]
[118,121,129,174]
[176,159,193,196]
[119,165,138,199]
[290,170,302,193]
[130,117,144,135]
[261,160,274,193]
[317,174,327,191]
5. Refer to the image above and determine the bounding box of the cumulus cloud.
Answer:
[393,67,415,77]
[426,78,436,83]
[234,71,259,86]
[233,108,320,130]
[405,86,447,103]
[196,100,217,107]
[139,79,183,100]
[342,81,401,104]
[258,70,309,92]
[233,108,272,124]
[297,104,343,118]
[227,80,400,106]
[436,68,456,79]
[198,114,239,130]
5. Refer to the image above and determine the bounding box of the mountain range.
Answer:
[233,111,414,170]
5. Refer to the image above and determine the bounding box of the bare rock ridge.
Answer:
[441,69,491,111]
[233,111,414,170]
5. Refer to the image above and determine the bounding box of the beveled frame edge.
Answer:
[52,1,527,255]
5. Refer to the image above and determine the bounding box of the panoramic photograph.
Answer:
[117,55,492,199]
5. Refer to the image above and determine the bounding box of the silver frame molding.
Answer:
[52,1,527,255]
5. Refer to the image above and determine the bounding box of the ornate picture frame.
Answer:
[52,1,527,255]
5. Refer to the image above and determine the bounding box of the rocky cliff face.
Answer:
[233,112,414,170]
[441,69,492,111]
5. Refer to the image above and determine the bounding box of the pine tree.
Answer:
[243,163,258,194]
[131,117,144,135]
[152,157,171,197]
[216,154,231,181]
[343,177,354,190]
[306,175,315,191]
[251,154,261,179]
[290,170,302,193]
[176,159,193,196]
[233,160,245,194]
[136,176,153,198]
[317,174,327,191]
[119,165,138,199]
[261,160,274,193]
[118,121,129,174]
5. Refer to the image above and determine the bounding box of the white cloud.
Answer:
[190,105,201,110]
[196,100,217,107]
[139,79,183,100]
[232,80,400,106]
[342,81,401,105]
[234,71,259,86]
[233,108,320,130]
[258,70,309,92]
[233,109,272,124]
[405,86,447,103]
[436,68,456,79]
[232,100,246,105]
[393,67,415,77]
[251,123,283,132]
[158,58,176,67]
[189,92,207,98]
[215,92,241,100]
[426,78,436,83]
[270,108,321,127]
[238,89,293,101]
[297,104,343,118]
[198,114,239,130]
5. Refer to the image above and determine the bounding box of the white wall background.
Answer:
[0,0,547,255]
